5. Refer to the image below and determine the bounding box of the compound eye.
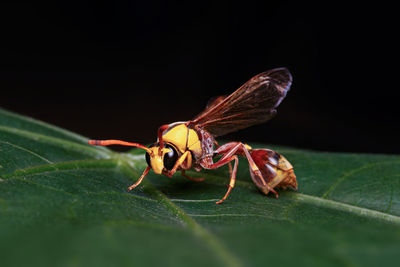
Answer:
[145,143,158,167]
[145,152,151,167]
[163,144,178,170]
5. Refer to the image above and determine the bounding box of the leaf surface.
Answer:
[0,108,399,267]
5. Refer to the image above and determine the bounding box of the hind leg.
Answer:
[214,142,278,197]
[181,170,204,182]
[204,154,239,204]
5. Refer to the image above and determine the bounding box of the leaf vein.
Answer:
[2,159,118,179]
[286,192,400,225]
[321,160,400,199]
[0,125,111,159]
[186,170,400,224]
[0,108,108,152]
[0,140,53,164]
[118,161,243,267]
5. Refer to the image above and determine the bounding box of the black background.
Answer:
[1,1,398,154]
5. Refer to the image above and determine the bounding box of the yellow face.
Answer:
[146,144,179,174]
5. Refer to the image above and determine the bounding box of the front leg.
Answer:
[128,166,151,191]
[163,151,190,178]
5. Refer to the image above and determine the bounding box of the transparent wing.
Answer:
[189,68,292,137]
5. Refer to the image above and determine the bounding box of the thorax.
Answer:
[161,122,202,157]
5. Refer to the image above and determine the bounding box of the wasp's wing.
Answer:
[189,68,292,137]
[192,95,227,121]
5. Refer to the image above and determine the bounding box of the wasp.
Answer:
[89,68,297,204]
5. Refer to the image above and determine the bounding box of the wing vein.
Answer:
[190,68,292,137]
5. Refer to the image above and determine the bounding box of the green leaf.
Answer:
[0,107,399,267]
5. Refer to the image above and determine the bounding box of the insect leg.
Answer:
[214,142,278,197]
[128,166,151,191]
[214,140,233,177]
[164,151,190,178]
[181,170,205,182]
[205,154,239,204]
[228,162,233,177]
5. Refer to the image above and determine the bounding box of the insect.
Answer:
[89,68,297,204]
